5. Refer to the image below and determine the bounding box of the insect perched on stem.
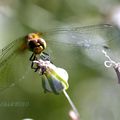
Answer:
[0,24,119,92]
[0,32,48,91]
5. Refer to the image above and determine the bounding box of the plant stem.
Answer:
[63,90,80,119]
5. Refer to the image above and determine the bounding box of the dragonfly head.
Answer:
[26,33,46,54]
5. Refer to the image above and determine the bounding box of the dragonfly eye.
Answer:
[28,41,37,51]
[28,39,46,54]
[26,33,46,54]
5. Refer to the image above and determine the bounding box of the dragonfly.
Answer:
[0,24,120,93]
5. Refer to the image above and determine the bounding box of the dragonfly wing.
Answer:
[0,37,27,65]
[42,24,120,64]
[0,37,31,92]
[43,24,120,49]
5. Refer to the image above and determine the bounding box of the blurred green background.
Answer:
[0,0,120,120]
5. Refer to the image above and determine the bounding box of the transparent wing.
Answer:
[0,37,26,66]
[42,24,120,63]
[43,24,120,49]
[0,37,31,92]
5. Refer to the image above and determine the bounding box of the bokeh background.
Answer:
[0,0,120,120]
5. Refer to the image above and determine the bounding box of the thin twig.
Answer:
[63,90,80,120]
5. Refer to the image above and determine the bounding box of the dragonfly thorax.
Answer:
[26,33,46,54]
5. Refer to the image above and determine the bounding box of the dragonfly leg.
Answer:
[34,67,40,72]
[41,67,46,74]
[41,52,51,61]
[30,53,38,71]
[29,53,37,61]
[31,60,46,73]
[41,52,53,64]
[31,61,39,71]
